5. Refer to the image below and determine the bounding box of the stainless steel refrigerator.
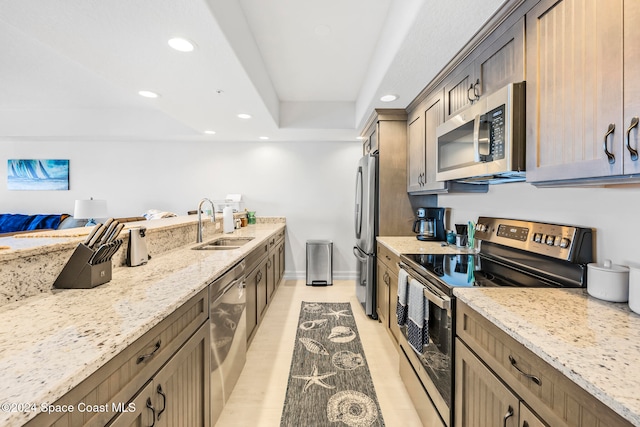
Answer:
[353,154,377,318]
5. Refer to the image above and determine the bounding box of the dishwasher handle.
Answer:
[211,277,244,304]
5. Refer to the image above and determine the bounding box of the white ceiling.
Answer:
[0,0,507,142]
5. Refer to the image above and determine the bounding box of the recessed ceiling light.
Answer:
[204,130,216,135]
[380,94,398,102]
[259,136,269,140]
[237,113,252,119]
[168,37,196,52]
[138,90,160,98]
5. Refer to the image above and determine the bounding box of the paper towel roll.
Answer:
[223,206,234,233]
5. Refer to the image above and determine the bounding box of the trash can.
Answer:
[306,240,333,286]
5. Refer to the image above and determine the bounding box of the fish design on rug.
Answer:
[299,337,329,355]
[326,390,379,427]
[299,318,328,331]
[302,303,325,313]
[322,308,353,320]
[328,326,356,343]
[331,351,365,370]
[292,364,336,392]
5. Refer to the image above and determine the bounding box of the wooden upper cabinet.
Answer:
[624,0,640,175]
[407,107,426,192]
[444,17,525,121]
[526,0,625,183]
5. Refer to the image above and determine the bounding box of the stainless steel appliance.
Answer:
[353,154,377,317]
[436,82,526,184]
[210,260,246,426]
[412,207,446,241]
[126,227,150,267]
[397,217,593,426]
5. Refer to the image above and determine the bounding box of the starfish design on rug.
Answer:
[292,364,337,393]
[322,308,353,320]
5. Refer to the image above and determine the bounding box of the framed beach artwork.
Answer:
[7,159,70,191]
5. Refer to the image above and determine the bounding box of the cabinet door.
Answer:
[407,109,426,192]
[624,1,640,174]
[375,261,389,327]
[107,382,154,427]
[153,323,210,427]
[526,0,624,182]
[423,90,447,190]
[246,267,258,342]
[256,260,268,322]
[476,17,525,97]
[266,252,275,302]
[276,240,285,285]
[444,62,475,121]
[520,403,548,427]
[455,338,520,427]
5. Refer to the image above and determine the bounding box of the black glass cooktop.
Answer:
[401,253,562,292]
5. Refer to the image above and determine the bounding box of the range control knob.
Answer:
[560,238,571,248]
[545,235,555,246]
[476,223,487,233]
[533,233,543,243]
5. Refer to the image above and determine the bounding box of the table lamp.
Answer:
[74,198,108,226]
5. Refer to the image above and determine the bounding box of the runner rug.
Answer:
[280,302,385,427]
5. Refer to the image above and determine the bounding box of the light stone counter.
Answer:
[454,288,640,426]
[0,222,285,427]
[376,236,464,256]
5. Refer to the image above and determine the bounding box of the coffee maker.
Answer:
[412,207,446,241]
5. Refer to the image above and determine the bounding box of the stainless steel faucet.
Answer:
[197,198,215,243]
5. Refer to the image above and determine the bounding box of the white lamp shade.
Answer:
[74,199,108,219]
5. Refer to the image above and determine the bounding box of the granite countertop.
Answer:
[0,223,285,427]
[376,236,464,256]
[454,288,640,426]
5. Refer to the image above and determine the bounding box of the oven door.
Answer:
[398,265,453,426]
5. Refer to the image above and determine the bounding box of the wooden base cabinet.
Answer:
[25,289,210,427]
[109,323,210,427]
[376,242,402,343]
[456,301,632,427]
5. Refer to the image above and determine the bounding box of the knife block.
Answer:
[54,243,113,289]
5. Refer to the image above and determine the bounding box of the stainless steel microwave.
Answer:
[435,82,526,184]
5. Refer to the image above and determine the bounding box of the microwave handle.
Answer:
[473,114,482,163]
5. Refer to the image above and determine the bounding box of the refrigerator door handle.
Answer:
[355,166,363,239]
[353,246,368,262]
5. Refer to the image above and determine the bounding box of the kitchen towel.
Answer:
[407,278,429,354]
[396,269,409,326]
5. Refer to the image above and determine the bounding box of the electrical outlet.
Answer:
[215,222,220,230]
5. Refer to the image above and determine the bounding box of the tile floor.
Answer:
[216,280,424,426]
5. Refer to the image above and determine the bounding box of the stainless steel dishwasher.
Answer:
[210,260,246,426]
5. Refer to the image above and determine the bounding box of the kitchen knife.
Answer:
[87,224,108,249]
[89,244,108,265]
[83,223,103,246]
[98,220,119,246]
[105,223,125,244]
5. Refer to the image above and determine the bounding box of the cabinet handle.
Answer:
[267,259,272,268]
[503,405,514,427]
[603,123,616,164]
[137,340,161,364]
[146,397,156,427]
[156,384,166,420]
[626,117,639,161]
[509,355,542,386]
[467,79,480,103]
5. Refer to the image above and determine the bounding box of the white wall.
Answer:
[440,182,640,267]
[1,139,362,279]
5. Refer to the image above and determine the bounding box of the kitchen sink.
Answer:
[192,237,254,250]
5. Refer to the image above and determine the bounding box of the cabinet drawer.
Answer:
[377,243,400,274]
[26,288,209,427]
[456,301,631,427]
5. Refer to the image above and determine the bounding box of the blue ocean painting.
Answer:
[7,159,69,191]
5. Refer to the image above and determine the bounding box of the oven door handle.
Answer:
[423,285,451,312]
[399,263,451,312]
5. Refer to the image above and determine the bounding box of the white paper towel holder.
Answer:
[223,206,235,233]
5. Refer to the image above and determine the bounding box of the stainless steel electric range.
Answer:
[397,217,594,427]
